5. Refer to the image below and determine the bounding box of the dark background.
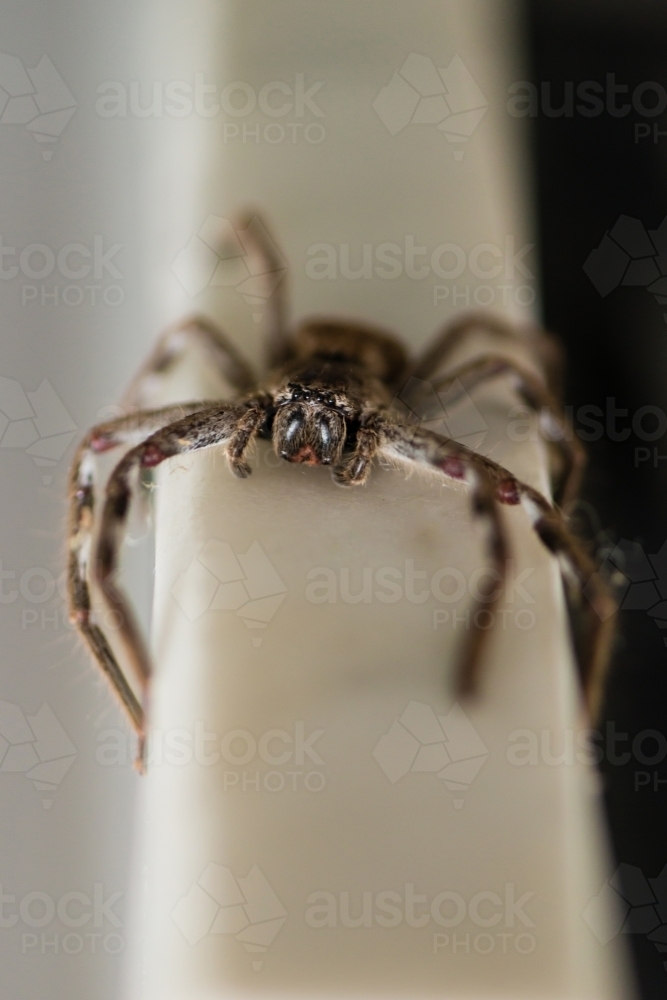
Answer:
[527,2,667,996]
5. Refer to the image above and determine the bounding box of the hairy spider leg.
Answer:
[408,313,582,504]
[232,210,292,370]
[121,315,256,412]
[67,402,211,766]
[412,312,565,395]
[400,354,585,506]
[91,405,250,767]
[376,418,615,718]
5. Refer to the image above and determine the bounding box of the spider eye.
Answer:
[290,388,302,400]
[325,396,337,407]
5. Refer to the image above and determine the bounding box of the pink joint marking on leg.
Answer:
[141,444,166,468]
[438,455,465,479]
[497,479,520,504]
[90,435,117,453]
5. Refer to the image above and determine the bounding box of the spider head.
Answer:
[272,380,349,466]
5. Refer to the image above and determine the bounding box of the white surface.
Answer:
[117,3,634,999]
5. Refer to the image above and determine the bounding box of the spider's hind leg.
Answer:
[121,315,256,412]
[232,210,292,370]
[412,312,564,393]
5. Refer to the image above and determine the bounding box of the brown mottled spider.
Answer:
[68,211,615,770]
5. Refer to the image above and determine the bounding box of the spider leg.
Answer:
[121,315,256,411]
[374,418,615,717]
[233,210,291,369]
[333,412,385,486]
[68,403,209,762]
[367,419,509,697]
[398,354,585,506]
[411,311,565,395]
[91,404,251,766]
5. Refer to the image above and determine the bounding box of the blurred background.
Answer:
[528,3,667,996]
[1,1,666,998]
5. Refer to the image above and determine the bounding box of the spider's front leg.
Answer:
[68,402,213,751]
[333,411,385,486]
[74,403,253,769]
[335,415,509,692]
[374,418,615,717]
[226,394,274,477]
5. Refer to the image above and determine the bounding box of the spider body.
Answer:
[261,320,406,474]
[67,211,615,770]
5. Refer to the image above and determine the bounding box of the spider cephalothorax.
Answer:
[271,389,348,468]
[67,211,615,770]
[253,319,406,479]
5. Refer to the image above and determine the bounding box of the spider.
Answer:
[67,211,615,770]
